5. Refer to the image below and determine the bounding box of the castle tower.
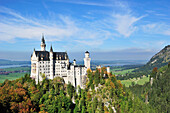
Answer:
[73,59,76,65]
[50,45,54,79]
[84,51,91,69]
[107,66,110,74]
[41,34,46,51]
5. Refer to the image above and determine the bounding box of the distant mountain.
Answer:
[0,59,11,62]
[0,59,30,66]
[136,45,170,72]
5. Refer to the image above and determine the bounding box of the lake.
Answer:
[0,64,31,69]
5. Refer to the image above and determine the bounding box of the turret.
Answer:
[50,44,53,52]
[107,66,110,74]
[84,51,91,69]
[50,45,54,79]
[73,59,76,65]
[41,34,46,51]
[85,51,89,58]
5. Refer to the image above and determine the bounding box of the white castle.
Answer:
[30,35,91,88]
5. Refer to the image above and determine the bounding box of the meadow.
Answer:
[110,66,149,87]
[121,76,150,87]
[0,66,30,83]
[111,68,135,75]
[0,73,26,83]
[2,66,30,71]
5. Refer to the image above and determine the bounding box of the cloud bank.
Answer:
[0,0,146,45]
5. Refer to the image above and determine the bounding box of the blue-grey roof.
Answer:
[34,51,68,61]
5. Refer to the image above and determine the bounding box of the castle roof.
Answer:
[85,51,89,53]
[67,63,85,70]
[74,65,85,67]
[53,52,68,60]
[35,51,49,61]
[34,51,68,61]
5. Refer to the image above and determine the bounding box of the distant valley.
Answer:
[0,59,30,66]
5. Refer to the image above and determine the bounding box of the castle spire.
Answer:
[41,33,45,44]
[50,45,53,52]
[41,34,46,51]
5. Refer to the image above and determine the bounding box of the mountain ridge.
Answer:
[135,45,170,72]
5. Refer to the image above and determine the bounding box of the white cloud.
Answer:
[142,23,170,36]
[112,14,145,37]
[52,0,113,7]
[0,17,78,41]
[162,29,170,36]
[0,0,146,44]
[0,6,113,47]
[143,23,157,30]
[0,6,80,42]
[51,0,145,38]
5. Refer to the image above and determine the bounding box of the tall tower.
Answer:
[84,51,91,69]
[50,45,54,79]
[41,34,46,51]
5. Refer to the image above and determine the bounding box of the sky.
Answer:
[0,0,169,61]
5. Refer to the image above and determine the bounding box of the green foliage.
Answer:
[0,67,158,113]
[67,82,75,99]
[0,74,74,113]
[129,64,170,113]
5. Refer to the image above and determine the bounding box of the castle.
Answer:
[30,35,91,88]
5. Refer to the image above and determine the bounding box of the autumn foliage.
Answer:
[0,67,156,113]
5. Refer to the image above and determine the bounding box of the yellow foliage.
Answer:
[39,104,45,108]
[117,80,123,88]
[87,68,92,73]
[102,67,106,71]
[49,94,52,99]
[39,110,48,113]
[104,106,109,113]
[110,82,115,89]
[87,92,91,101]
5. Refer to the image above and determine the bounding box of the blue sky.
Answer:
[0,0,169,61]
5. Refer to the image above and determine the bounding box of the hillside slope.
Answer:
[136,45,170,72]
[129,63,170,113]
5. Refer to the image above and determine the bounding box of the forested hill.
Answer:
[0,68,156,112]
[129,63,170,113]
[135,45,170,72]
